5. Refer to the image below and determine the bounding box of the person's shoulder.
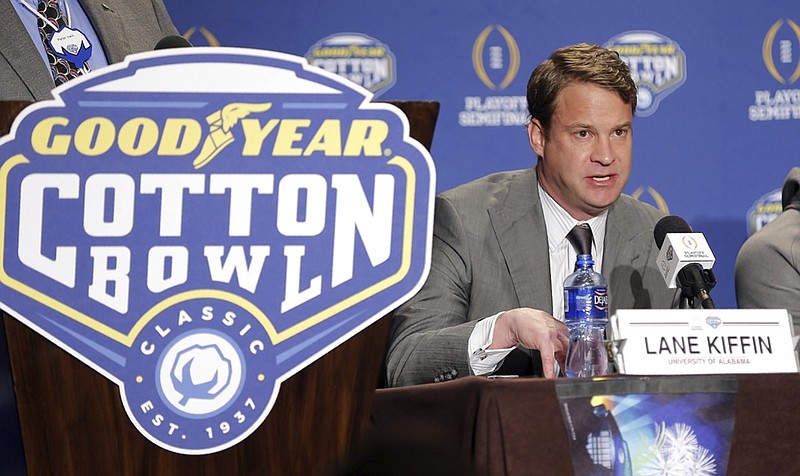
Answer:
[439,168,532,206]
[737,209,800,289]
[441,169,529,196]
[612,194,666,227]
[739,209,800,257]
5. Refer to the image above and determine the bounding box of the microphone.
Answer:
[654,215,717,309]
[154,35,193,50]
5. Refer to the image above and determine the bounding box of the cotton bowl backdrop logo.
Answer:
[605,31,687,117]
[0,48,434,454]
[746,187,782,236]
[306,33,397,98]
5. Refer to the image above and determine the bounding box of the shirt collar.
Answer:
[537,182,608,253]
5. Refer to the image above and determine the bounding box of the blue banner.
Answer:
[167,0,799,310]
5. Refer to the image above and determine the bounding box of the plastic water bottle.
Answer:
[563,254,609,378]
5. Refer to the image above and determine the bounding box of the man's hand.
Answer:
[488,308,569,378]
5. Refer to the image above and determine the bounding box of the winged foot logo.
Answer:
[0,48,434,454]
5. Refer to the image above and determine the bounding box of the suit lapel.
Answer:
[488,169,553,314]
[603,200,636,292]
[79,0,129,63]
[0,0,56,100]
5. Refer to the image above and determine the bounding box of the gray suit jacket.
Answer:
[735,167,800,344]
[386,168,678,386]
[1,0,178,101]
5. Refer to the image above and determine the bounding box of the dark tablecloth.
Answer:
[362,374,800,476]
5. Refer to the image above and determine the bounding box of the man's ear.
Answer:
[528,119,545,157]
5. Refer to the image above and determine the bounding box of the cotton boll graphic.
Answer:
[170,344,233,405]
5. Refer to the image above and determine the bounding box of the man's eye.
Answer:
[577,130,589,138]
[614,129,628,137]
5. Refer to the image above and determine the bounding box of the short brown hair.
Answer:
[526,43,637,135]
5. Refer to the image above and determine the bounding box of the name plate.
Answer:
[609,309,799,375]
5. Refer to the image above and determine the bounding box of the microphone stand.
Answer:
[677,265,717,309]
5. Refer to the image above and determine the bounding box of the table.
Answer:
[358,374,800,476]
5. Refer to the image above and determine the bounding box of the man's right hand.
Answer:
[488,308,569,378]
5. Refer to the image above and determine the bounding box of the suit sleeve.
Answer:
[385,195,483,387]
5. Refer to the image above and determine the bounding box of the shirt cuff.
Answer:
[468,311,515,375]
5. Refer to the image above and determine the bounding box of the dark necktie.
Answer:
[566,223,593,256]
[37,0,88,86]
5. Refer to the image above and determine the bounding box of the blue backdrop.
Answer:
[165,0,800,309]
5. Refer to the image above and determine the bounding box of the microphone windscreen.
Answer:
[654,215,693,249]
[155,35,193,50]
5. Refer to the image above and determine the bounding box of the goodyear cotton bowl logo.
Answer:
[605,31,687,117]
[460,25,527,127]
[0,47,434,454]
[306,33,396,98]
[749,19,800,121]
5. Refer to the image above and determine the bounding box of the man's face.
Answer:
[528,82,633,221]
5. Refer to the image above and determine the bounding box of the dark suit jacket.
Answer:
[386,168,678,386]
[1,0,178,101]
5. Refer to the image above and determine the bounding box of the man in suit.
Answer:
[386,43,677,387]
[2,0,179,101]
[735,167,800,350]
